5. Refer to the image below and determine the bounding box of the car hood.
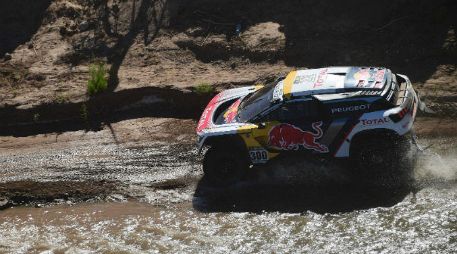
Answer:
[196,86,260,134]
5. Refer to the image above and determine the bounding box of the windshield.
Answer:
[237,82,277,122]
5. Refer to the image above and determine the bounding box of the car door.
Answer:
[263,99,331,154]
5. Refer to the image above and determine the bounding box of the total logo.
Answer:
[361,117,390,125]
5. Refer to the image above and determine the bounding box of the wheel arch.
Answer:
[349,128,402,157]
[201,134,248,152]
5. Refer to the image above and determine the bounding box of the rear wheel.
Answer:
[203,145,249,186]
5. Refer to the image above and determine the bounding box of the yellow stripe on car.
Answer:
[237,124,257,133]
[254,84,264,91]
[283,70,297,99]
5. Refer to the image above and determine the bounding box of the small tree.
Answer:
[87,62,108,96]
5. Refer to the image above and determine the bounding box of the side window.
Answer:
[266,101,320,122]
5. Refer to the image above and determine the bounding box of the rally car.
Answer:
[196,67,420,184]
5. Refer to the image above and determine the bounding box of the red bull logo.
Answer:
[268,122,329,153]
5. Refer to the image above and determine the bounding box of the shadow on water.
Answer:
[193,155,416,214]
[193,181,413,214]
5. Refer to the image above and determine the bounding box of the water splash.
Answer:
[416,150,457,181]
[414,136,457,182]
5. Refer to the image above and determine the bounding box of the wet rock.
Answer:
[79,21,89,32]
[106,194,127,202]
[185,27,206,37]
[4,53,12,61]
[86,197,102,203]
[0,197,9,209]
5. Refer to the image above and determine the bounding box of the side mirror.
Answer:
[258,122,267,129]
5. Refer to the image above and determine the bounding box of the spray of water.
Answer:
[415,150,457,181]
[413,136,457,185]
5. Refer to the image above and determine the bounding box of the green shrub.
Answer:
[195,83,214,95]
[87,62,108,96]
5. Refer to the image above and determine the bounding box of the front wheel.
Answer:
[203,146,249,186]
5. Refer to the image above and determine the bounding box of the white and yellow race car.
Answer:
[197,67,420,184]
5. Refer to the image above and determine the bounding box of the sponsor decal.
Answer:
[249,148,269,163]
[223,99,241,123]
[361,117,390,125]
[353,68,386,88]
[331,104,370,114]
[268,122,329,153]
[374,69,386,82]
[313,68,328,88]
[196,94,221,133]
[294,73,316,85]
[272,82,284,101]
[354,69,370,83]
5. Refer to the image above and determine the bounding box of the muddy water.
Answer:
[0,137,456,253]
[0,142,199,184]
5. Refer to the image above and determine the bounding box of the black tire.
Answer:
[203,145,249,186]
[351,133,413,186]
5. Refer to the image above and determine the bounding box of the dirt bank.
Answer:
[1,0,456,124]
